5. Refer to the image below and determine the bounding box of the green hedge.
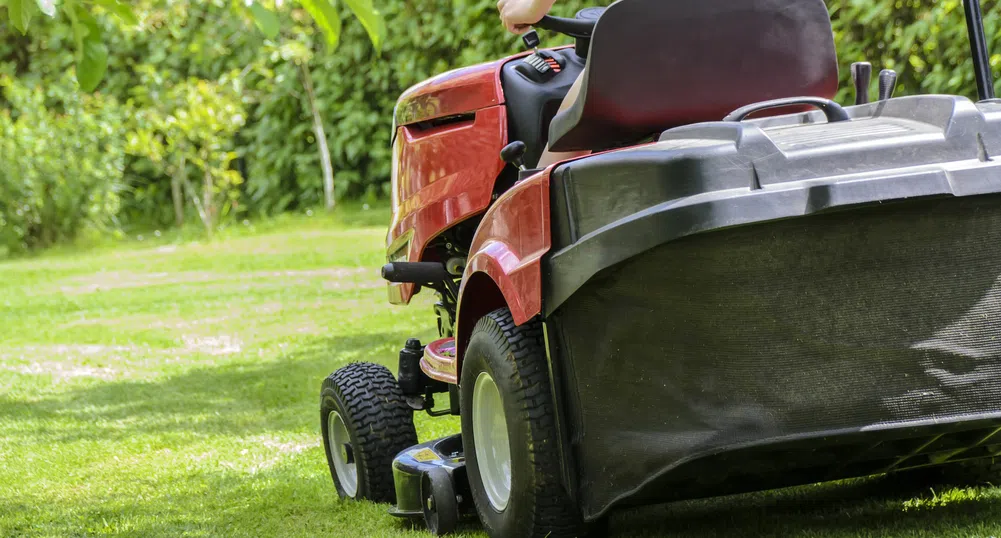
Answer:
[0,75,124,254]
[832,0,1001,102]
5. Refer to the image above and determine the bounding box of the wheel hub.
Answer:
[340,443,354,464]
[472,372,512,511]
[327,411,358,497]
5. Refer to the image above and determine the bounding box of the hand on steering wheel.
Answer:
[497,0,557,34]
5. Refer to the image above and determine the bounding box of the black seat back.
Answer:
[548,0,839,152]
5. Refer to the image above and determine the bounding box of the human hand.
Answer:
[497,0,557,34]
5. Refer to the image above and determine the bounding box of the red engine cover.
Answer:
[387,57,519,304]
[394,60,506,127]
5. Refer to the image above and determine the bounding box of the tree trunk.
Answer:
[202,167,214,236]
[171,155,186,227]
[182,174,212,240]
[300,62,335,211]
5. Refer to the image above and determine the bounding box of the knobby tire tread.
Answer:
[322,362,418,503]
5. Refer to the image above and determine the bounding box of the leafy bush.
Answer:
[0,75,125,254]
[832,0,1001,103]
[126,68,247,234]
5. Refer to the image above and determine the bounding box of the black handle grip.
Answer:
[534,15,596,38]
[522,30,541,49]
[878,69,898,101]
[381,262,450,284]
[723,97,851,123]
[850,62,872,105]
[500,141,527,170]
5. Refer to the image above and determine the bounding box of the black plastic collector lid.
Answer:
[545,95,1001,314]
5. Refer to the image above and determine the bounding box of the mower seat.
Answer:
[548,0,839,153]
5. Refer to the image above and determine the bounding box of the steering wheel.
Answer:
[534,7,605,38]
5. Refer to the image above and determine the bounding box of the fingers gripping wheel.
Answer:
[460,309,589,538]
[320,362,418,502]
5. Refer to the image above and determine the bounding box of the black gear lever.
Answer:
[879,69,898,101]
[500,141,528,171]
[850,62,872,105]
[522,30,540,53]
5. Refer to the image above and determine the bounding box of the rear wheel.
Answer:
[460,308,588,538]
[321,362,418,502]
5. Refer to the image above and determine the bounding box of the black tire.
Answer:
[320,362,418,502]
[422,469,459,536]
[460,308,588,538]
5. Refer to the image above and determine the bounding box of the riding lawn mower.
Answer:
[320,1,1001,536]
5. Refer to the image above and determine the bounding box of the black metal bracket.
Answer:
[424,392,453,417]
[962,0,996,101]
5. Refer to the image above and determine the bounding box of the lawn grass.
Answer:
[2,205,1001,537]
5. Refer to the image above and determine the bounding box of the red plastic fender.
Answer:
[453,169,553,377]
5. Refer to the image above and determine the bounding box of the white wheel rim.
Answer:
[328,411,358,497]
[472,371,512,511]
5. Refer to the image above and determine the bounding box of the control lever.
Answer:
[522,30,540,54]
[850,62,872,105]
[878,69,898,101]
[500,141,528,171]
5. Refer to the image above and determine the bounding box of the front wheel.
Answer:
[460,308,588,538]
[321,362,418,502]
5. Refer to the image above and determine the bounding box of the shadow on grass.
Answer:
[5,326,1001,536]
[6,452,999,538]
[610,470,1001,537]
[2,447,485,537]
[0,331,412,444]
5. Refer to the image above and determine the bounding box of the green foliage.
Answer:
[70,6,110,92]
[831,0,1001,103]
[94,0,138,25]
[0,75,124,254]
[0,0,137,91]
[126,70,247,230]
[299,0,344,47]
[7,0,33,34]
[250,2,281,39]
[0,0,383,91]
[341,0,386,52]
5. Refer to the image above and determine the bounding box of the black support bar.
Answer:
[963,0,996,101]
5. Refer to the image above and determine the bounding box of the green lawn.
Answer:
[2,207,1001,537]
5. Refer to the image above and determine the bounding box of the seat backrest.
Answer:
[548,0,839,152]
